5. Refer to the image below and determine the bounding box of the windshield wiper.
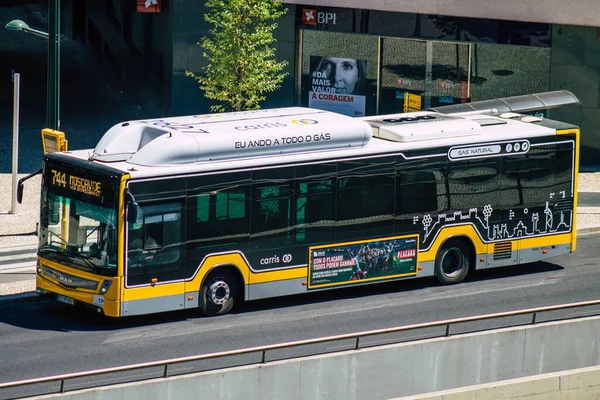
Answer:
[39,245,110,274]
[65,252,103,274]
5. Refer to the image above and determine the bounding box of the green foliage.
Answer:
[186,0,289,112]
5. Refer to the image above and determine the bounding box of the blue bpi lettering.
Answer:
[317,12,336,24]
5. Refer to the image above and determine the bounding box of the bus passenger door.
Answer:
[122,201,186,316]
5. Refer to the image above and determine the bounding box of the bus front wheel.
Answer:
[435,239,471,285]
[200,270,238,317]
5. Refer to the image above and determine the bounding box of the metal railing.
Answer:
[2,298,600,396]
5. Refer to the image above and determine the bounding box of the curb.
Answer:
[0,243,38,253]
[576,226,600,234]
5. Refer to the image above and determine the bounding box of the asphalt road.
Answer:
[1,232,600,398]
[578,191,600,208]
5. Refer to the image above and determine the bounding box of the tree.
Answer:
[186,0,289,112]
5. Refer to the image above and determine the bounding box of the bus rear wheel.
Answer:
[435,239,471,285]
[200,270,238,317]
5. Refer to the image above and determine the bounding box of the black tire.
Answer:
[199,270,238,317]
[434,239,471,285]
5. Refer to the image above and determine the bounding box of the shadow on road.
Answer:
[0,259,565,332]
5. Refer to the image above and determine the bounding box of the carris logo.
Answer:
[291,119,318,125]
[260,254,293,265]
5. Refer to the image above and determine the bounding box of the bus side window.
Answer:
[251,183,293,250]
[186,172,251,268]
[397,171,438,215]
[447,159,500,210]
[295,179,335,245]
[294,162,337,246]
[251,167,294,251]
[336,157,395,241]
[554,147,574,194]
[126,202,184,286]
[503,146,557,207]
[196,194,210,224]
[143,214,163,249]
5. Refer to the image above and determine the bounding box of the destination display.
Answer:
[44,160,119,207]
[50,169,102,197]
[308,235,418,289]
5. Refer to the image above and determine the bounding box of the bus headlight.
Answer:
[100,279,112,294]
[37,260,41,275]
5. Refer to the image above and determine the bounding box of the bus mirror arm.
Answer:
[17,168,42,204]
[125,190,139,224]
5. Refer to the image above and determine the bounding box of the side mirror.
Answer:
[127,204,139,224]
[17,182,24,204]
[15,168,42,204]
[125,190,139,224]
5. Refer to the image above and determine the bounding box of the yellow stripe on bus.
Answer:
[418,225,487,262]
[118,175,129,283]
[557,128,579,252]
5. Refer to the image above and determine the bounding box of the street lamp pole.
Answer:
[4,1,60,131]
[47,0,60,130]
[4,2,61,205]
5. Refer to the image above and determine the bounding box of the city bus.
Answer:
[35,96,580,317]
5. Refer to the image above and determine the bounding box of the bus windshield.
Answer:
[39,188,118,276]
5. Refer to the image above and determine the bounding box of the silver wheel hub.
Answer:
[441,247,464,278]
[208,280,230,306]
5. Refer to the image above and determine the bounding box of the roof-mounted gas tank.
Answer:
[92,108,372,166]
[361,111,481,142]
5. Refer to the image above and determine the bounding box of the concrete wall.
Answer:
[284,0,600,27]
[31,316,600,400]
[396,365,600,399]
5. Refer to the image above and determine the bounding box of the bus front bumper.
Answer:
[36,275,121,317]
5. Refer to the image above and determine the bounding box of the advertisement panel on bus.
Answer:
[308,235,419,289]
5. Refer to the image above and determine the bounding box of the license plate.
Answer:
[93,295,104,307]
[56,294,75,306]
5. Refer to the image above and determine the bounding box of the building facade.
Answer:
[64,0,600,165]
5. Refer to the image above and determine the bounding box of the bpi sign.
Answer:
[302,9,337,25]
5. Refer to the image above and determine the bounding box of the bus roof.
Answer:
[59,106,576,180]
[91,107,372,165]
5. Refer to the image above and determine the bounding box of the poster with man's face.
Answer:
[308,56,367,117]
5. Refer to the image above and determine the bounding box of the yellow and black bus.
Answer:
[36,94,580,317]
